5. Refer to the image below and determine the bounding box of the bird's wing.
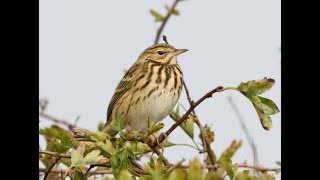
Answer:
[106,63,142,125]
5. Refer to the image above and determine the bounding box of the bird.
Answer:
[103,43,188,137]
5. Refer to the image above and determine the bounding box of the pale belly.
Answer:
[124,88,180,131]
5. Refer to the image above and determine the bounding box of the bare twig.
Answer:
[39,113,76,130]
[39,150,71,158]
[238,163,280,173]
[227,96,259,166]
[148,145,171,166]
[175,163,280,173]
[181,82,217,164]
[44,156,61,180]
[154,0,182,44]
[154,86,223,146]
[129,157,144,170]
[40,168,113,175]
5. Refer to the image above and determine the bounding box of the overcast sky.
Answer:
[39,0,281,178]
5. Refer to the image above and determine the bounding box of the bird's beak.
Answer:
[172,49,188,56]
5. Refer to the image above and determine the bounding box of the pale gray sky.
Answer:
[39,0,281,178]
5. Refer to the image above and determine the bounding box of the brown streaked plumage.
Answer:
[103,43,188,136]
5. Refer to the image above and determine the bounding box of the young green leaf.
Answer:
[118,148,132,169]
[170,106,194,139]
[98,122,105,131]
[47,139,70,153]
[218,140,242,169]
[96,139,116,156]
[118,170,133,180]
[205,172,224,180]
[150,9,165,22]
[110,117,124,132]
[71,149,83,167]
[74,171,86,180]
[188,158,203,180]
[61,134,73,149]
[168,169,187,180]
[82,150,105,165]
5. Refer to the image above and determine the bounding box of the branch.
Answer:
[175,163,280,173]
[154,86,223,145]
[148,145,171,166]
[44,156,61,180]
[39,168,113,176]
[154,0,181,44]
[40,150,148,176]
[227,96,259,166]
[183,81,217,164]
[238,163,280,173]
[39,113,76,130]
[39,150,71,158]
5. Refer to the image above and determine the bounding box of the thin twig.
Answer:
[39,113,76,130]
[173,143,200,151]
[39,150,71,158]
[148,145,171,166]
[155,86,223,146]
[129,157,144,170]
[39,168,113,175]
[183,82,217,164]
[227,96,259,166]
[154,0,181,44]
[44,156,61,180]
[238,163,280,173]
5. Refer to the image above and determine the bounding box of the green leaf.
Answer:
[218,140,242,178]
[205,172,224,180]
[110,155,121,178]
[147,123,164,135]
[60,158,71,167]
[74,171,86,180]
[218,140,242,165]
[82,150,105,165]
[237,77,275,96]
[47,139,69,153]
[276,161,281,167]
[71,149,83,167]
[188,158,203,180]
[235,170,254,180]
[39,125,68,139]
[150,9,165,22]
[118,148,132,169]
[110,117,124,132]
[118,170,133,180]
[149,156,155,168]
[144,159,164,180]
[98,122,105,131]
[250,96,279,130]
[169,9,180,16]
[236,78,280,131]
[168,169,187,180]
[61,135,73,149]
[170,106,194,139]
[258,96,280,115]
[96,139,116,156]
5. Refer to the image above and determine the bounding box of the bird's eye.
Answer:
[157,51,165,55]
